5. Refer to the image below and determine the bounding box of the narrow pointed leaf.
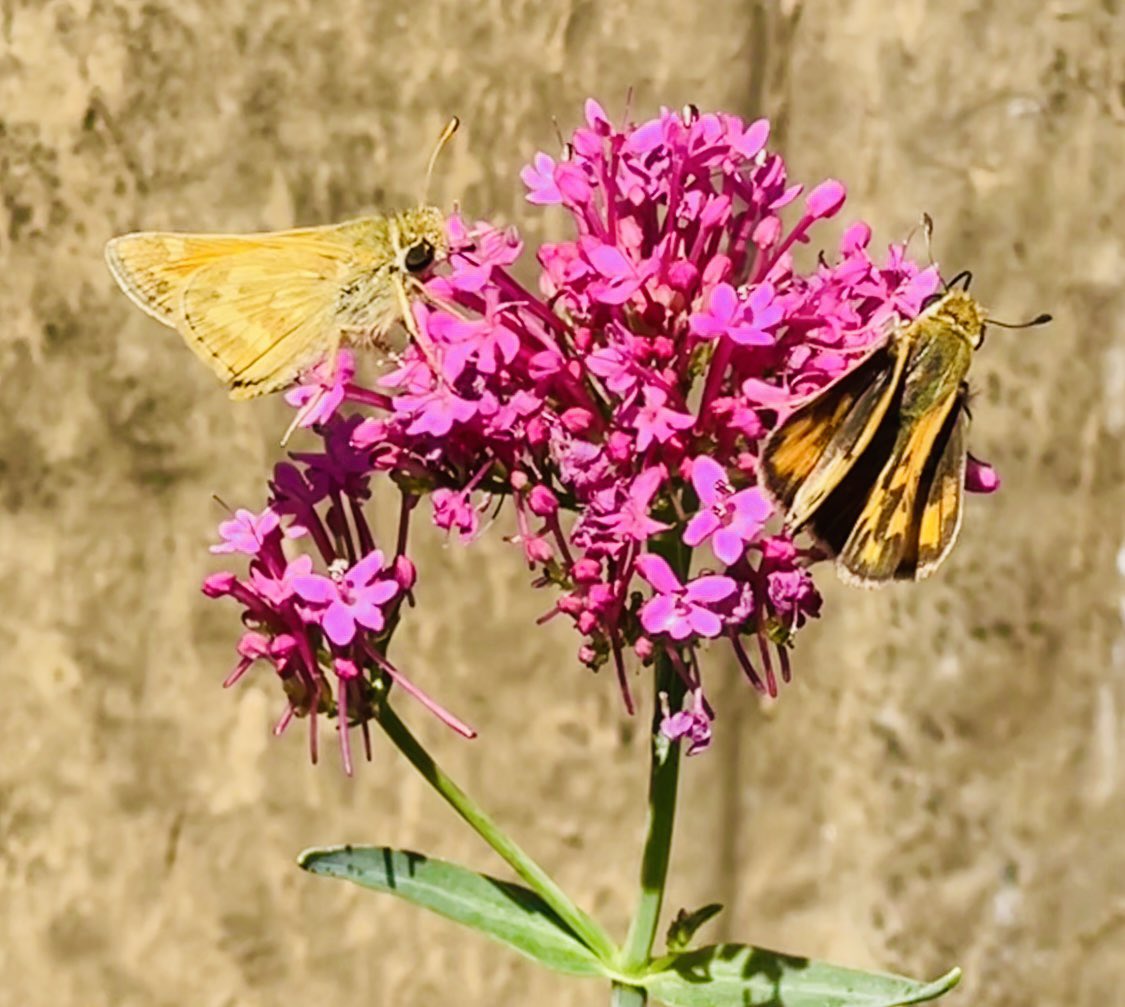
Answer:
[298,845,609,978]
[642,943,960,1007]
[666,902,724,952]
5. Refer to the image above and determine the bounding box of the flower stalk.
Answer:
[373,695,618,964]
[614,538,690,1003]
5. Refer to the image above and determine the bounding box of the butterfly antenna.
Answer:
[946,269,973,291]
[423,116,459,203]
[990,312,1053,329]
[921,213,936,268]
[904,212,937,269]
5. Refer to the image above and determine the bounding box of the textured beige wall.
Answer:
[2,1,1123,1005]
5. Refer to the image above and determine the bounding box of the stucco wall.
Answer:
[1,2,1122,1005]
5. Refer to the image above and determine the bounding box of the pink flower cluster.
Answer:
[205,100,952,769]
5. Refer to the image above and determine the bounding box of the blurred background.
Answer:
[1,1,1123,1005]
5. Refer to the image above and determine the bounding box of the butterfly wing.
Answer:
[836,387,964,585]
[759,341,909,529]
[105,233,263,324]
[179,257,349,398]
[908,399,967,579]
[106,228,368,398]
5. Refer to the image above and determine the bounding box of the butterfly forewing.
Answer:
[178,255,345,396]
[760,341,907,528]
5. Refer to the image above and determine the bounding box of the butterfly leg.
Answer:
[392,273,451,385]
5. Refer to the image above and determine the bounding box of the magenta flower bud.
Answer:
[525,536,554,563]
[528,485,560,517]
[840,221,871,253]
[966,456,1001,493]
[806,178,846,220]
[607,431,633,463]
[510,470,530,492]
[556,162,592,205]
[651,335,675,362]
[572,557,602,583]
[751,215,781,249]
[202,572,238,597]
[701,254,731,286]
[525,415,549,447]
[557,593,584,616]
[334,657,361,680]
[577,610,598,633]
[666,260,699,292]
[634,637,655,660]
[589,582,615,609]
[560,407,595,434]
[577,645,598,665]
[393,555,418,591]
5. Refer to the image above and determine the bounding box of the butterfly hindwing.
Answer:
[911,397,968,579]
[836,384,964,585]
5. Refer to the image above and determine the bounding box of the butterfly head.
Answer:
[919,280,988,350]
[393,205,448,276]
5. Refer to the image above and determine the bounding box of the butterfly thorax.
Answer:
[898,326,974,420]
[924,289,986,349]
[334,205,447,338]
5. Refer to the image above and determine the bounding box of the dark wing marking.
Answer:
[759,341,908,529]
[803,386,904,558]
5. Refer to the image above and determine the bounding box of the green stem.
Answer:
[610,981,649,1007]
[621,650,684,972]
[374,699,618,964]
[615,536,690,1003]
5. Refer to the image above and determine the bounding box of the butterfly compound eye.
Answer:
[403,239,436,273]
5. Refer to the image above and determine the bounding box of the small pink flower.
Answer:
[660,688,713,756]
[683,456,773,565]
[690,283,783,346]
[583,240,658,305]
[250,554,315,606]
[628,386,695,451]
[636,554,736,641]
[432,488,481,542]
[601,467,671,542]
[292,551,400,647]
[285,350,356,434]
[521,152,563,205]
[211,507,280,556]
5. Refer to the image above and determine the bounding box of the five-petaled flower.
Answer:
[636,554,737,641]
[683,456,773,565]
[292,551,400,646]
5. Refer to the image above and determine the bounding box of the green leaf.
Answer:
[666,903,724,952]
[641,943,961,1007]
[298,845,610,978]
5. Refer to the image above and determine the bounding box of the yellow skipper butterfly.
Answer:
[760,272,1049,586]
[105,119,458,399]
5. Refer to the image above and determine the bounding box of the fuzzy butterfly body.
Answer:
[105,206,446,399]
[760,285,991,587]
